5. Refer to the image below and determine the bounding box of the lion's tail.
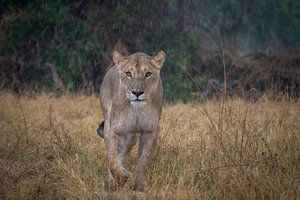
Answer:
[97,121,105,138]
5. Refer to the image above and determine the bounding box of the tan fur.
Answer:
[99,51,165,191]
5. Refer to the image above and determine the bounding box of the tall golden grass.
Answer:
[0,91,299,199]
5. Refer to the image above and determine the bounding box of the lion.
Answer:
[97,50,165,191]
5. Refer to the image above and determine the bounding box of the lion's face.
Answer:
[113,51,165,106]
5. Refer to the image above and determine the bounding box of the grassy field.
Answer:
[0,91,299,199]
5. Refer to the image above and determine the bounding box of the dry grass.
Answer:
[0,91,299,200]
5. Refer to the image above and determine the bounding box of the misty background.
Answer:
[0,0,299,101]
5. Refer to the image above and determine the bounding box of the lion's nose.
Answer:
[132,91,144,97]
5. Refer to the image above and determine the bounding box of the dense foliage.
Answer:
[0,0,299,100]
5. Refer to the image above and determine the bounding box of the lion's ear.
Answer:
[112,51,124,64]
[153,51,165,67]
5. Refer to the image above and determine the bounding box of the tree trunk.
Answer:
[45,63,67,93]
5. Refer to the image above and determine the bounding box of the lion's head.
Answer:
[112,51,165,106]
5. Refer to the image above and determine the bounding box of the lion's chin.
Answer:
[130,100,146,107]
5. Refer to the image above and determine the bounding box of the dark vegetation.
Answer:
[0,0,300,101]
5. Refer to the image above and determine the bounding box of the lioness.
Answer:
[97,50,165,191]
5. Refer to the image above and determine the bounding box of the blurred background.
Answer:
[0,0,299,101]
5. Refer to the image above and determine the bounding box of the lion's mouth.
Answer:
[132,99,144,102]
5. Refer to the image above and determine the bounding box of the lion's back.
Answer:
[99,66,118,113]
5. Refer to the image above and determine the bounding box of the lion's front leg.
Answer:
[105,129,133,186]
[133,130,158,191]
[118,133,138,170]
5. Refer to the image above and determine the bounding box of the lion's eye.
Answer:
[145,72,152,78]
[125,71,132,78]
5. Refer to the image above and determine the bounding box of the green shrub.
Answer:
[1,0,299,100]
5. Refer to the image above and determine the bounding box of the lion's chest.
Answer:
[111,106,159,133]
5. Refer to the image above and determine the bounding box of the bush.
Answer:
[1,0,299,100]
